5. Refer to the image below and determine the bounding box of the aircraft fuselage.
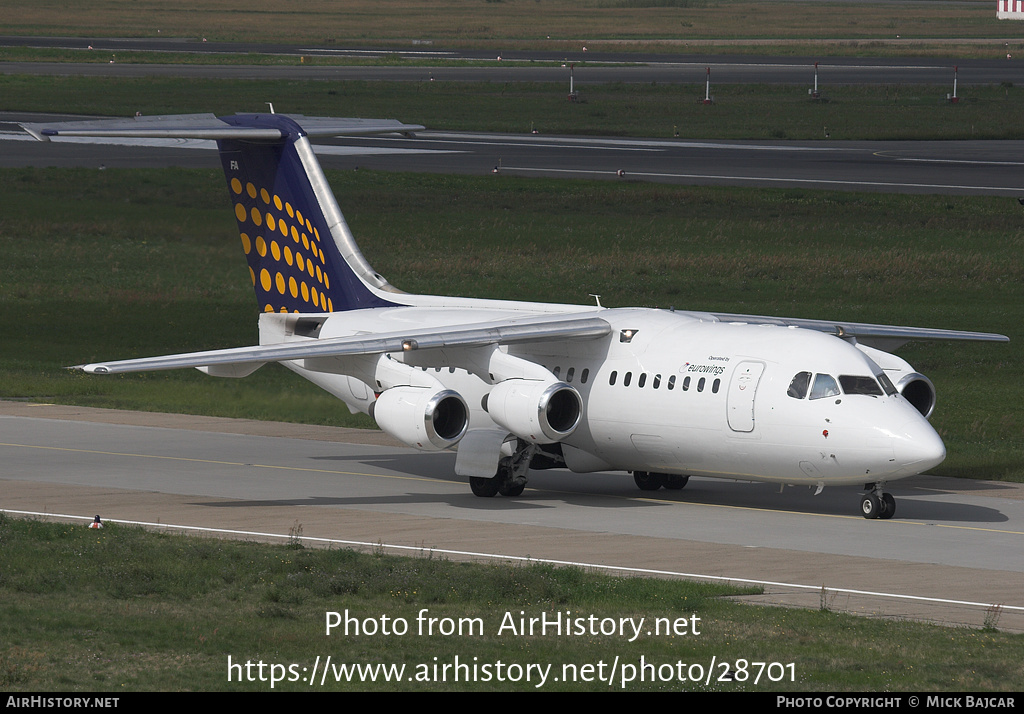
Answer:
[273,304,945,490]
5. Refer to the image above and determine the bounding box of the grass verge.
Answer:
[7,41,1024,63]
[0,0,1015,49]
[2,514,1022,691]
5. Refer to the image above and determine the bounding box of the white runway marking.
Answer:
[500,165,1024,193]
[420,131,843,152]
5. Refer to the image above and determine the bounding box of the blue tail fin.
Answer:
[215,114,400,313]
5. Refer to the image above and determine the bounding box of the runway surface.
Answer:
[4,118,1024,196]
[6,59,1021,85]
[5,36,1024,85]
[3,401,1024,632]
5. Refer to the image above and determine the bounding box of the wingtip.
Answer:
[68,364,109,374]
[19,124,50,142]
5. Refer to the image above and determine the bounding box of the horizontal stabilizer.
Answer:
[21,113,424,142]
[71,315,611,375]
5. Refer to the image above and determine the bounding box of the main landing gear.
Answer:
[633,471,689,491]
[861,484,896,520]
[469,441,536,498]
[469,470,526,497]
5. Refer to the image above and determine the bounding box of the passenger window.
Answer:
[667,375,675,390]
[553,366,561,378]
[609,370,617,386]
[787,371,811,399]
[581,368,590,384]
[712,378,720,394]
[624,372,632,387]
[839,375,883,396]
[809,373,841,400]
[697,377,705,393]
[682,376,690,391]
[653,374,661,389]
[638,373,647,388]
[566,367,575,383]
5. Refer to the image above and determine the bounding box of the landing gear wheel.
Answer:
[664,475,690,490]
[634,471,666,491]
[499,480,526,497]
[861,494,882,519]
[470,476,500,497]
[474,439,533,498]
[861,487,897,519]
[880,492,896,520]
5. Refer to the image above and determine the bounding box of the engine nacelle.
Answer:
[855,343,937,420]
[896,372,936,420]
[370,386,469,451]
[483,379,582,443]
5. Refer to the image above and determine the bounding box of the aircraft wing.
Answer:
[72,315,611,375]
[20,113,424,142]
[700,311,1009,350]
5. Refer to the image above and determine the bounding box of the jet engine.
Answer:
[370,386,469,451]
[483,379,582,443]
[856,344,937,420]
[895,372,936,420]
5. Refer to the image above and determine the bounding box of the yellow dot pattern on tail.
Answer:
[231,179,333,314]
[216,114,396,313]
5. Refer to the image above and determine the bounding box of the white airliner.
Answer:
[23,113,1008,518]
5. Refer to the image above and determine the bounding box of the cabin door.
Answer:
[727,361,765,433]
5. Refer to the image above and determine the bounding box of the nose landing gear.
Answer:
[861,485,896,519]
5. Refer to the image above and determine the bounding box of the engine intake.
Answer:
[371,386,469,451]
[897,372,936,420]
[484,379,582,443]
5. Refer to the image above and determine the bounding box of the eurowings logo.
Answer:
[684,362,726,376]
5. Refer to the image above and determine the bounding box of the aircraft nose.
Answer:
[892,416,946,475]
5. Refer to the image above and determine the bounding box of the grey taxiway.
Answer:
[3,117,1024,196]
[4,401,1024,632]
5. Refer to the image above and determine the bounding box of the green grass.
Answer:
[0,0,1014,51]
[0,168,1020,479]
[8,40,1024,63]
[0,46,571,67]
[5,75,1024,141]
[2,514,1021,691]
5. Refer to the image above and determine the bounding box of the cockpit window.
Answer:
[839,375,884,396]
[787,371,811,399]
[809,373,841,400]
[877,372,898,396]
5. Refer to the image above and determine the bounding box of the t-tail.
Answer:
[216,114,401,313]
[21,112,422,313]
